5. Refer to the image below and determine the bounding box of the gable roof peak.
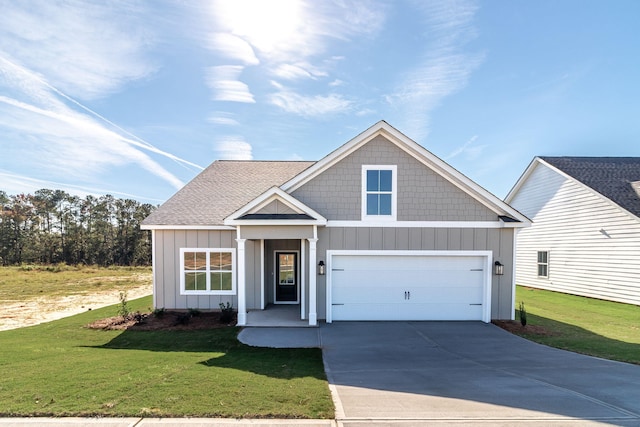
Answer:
[537,156,640,218]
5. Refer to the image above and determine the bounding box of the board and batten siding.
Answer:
[510,163,640,305]
[315,226,514,320]
[153,229,261,310]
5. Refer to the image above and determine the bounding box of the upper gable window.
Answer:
[362,165,397,220]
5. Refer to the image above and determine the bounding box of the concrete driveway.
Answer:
[239,321,640,425]
[318,321,640,425]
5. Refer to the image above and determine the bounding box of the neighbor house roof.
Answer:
[540,157,640,218]
[141,161,314,227]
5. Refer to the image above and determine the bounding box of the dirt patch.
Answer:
[493,320,556,336]
[0,283,152,331]
[87,310,237,331]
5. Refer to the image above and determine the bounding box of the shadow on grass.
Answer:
[511,312,640,365]
[92,327,327,380]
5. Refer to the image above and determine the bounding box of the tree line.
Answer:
[0,189,156,266]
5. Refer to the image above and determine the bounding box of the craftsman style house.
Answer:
[142,121,530,325]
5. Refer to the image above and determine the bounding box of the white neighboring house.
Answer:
[506,157,640,306]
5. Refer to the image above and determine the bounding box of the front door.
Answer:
[275,251,298,303]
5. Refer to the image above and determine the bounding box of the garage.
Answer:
[327,251,492,323]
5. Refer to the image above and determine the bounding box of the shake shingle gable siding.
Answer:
[141,161,315,226]
[541,157,640,218]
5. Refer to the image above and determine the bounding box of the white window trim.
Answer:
[361,165,397,221]
[537,250,549,278]
[179,248,236,295]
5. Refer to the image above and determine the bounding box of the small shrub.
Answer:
[219,302,234,324]
[116,291,130,318]
[188,308,201,317]
[152,307,165,318]
[519,301,527,327]
[132,311,145,323]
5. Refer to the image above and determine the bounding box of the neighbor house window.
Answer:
[362,165,397,220]
[537,251,549,278]
[180,248,235,295]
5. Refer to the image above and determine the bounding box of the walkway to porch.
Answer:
[245,304,316,327]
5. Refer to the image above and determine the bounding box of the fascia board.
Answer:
[504,157,541,203]
[140,225,235,230]
[225,218,327,226]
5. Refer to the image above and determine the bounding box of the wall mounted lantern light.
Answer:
[494,261,504,276]
[318,260,325,276]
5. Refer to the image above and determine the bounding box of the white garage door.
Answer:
[329,252,490,322]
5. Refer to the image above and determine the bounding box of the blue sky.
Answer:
[1,0,639,204]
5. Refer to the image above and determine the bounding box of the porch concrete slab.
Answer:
[238,327,321,348]
[320,321,640,424]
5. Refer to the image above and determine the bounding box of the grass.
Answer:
[514,286,640,365]
[0,265,151,302]
[0,296,333,418]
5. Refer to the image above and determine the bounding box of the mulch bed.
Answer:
[87,310,237,331]
[492,320,556,336]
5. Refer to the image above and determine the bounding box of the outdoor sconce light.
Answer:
[318,260,325,276]
[494,261,504,276]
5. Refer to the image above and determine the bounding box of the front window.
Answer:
[362,165,397,220]
[537,251,549,278]
[180,248,235,295]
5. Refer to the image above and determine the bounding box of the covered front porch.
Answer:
[245,304,315,327]
[224,187,327,327]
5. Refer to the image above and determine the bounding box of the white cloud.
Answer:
[446,135,486,160]
[208,33,259,65]
[206,0,388,108]
[0,0,156,100]
[208,112,240,126]
[272,62,329,81]
[269,91,352,117]
[215,137,253,160]
[387,0,484,140]
[205,66,255,103]
[0,95,185,190]
[0,53,201,192]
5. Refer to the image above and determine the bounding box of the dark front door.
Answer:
[275,252,298,303]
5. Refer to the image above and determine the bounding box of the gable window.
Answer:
[537,251,549,278]
[180,248,235,295]
[362,165,397,220]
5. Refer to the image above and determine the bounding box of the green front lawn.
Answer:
[514,286,640,365]
[0,296,333,418]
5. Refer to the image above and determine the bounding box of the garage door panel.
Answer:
[332,302,484,321]
[333,285,404,304]
[408,286,482,303]
[330,253,488,321]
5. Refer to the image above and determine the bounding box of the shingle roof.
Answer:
[142,160,315,226]
[541,157,640,218]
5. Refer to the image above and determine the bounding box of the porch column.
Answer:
[307,237,318,326]
[236,238,247,326]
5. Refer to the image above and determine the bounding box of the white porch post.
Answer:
[236,237,247,326]
[307,236,318,326]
